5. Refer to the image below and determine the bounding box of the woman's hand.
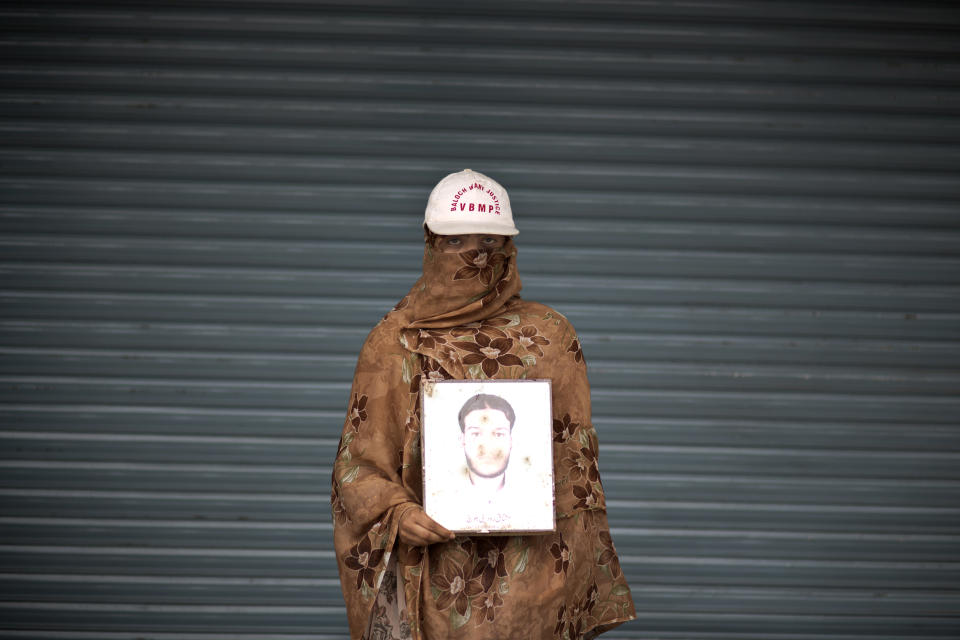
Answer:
[399,508,455,546]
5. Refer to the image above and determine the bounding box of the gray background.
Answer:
[1,1,959,638]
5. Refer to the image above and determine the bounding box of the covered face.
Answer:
[460,408,513,479]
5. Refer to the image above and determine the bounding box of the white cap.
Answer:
[423,168,519,236]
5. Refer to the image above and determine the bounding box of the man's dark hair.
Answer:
[457,393,516,432]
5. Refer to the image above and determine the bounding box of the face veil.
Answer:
[397,228,524,330]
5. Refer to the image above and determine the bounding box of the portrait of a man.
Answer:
[421,380,554,533]
[457,393,516,496]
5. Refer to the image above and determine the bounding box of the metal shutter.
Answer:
[2,1,959,638]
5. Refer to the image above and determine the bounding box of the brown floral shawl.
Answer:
[332,236,637,639]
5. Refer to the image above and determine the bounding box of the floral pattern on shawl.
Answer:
[345,534,386,591]
[433,558,485,615]
[553,413,579,444]
[598,529,624,580]
[473,590,504,626]
[470,537,509,591]
[509,324,550,357]
[409,353,452,395]
[451,330,524,378]
[450,317,511,339]
[564,437,601,484]
[348,393,368,431]
[332,236,635,639]
[453,249,506,287]
[550,532,570,576]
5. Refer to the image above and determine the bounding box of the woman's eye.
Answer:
[446,238,461,245]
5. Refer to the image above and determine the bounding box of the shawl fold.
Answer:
[332,239,636,639]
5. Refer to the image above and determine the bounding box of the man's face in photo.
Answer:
[460,408,512,479]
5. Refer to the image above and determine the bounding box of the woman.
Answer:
[332,169,636,639]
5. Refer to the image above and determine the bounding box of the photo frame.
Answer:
[420,379,554,534]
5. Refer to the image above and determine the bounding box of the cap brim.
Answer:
[425,220,519,236]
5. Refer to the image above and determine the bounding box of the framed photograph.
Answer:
[420,379,554,534]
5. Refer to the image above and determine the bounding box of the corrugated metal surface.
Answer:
[2,0,959,637]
